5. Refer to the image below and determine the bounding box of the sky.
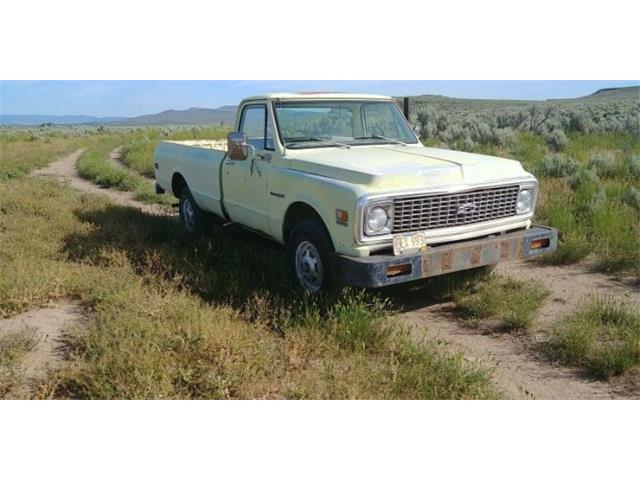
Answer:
[1,80,638,117]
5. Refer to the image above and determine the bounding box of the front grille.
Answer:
[392,185,520,233]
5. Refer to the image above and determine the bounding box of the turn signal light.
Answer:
[530,238,550,250]
[335,209,349,225]
[387,263,412,278]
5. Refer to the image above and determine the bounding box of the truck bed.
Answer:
[163,139,227,151]
[154,139,228,217]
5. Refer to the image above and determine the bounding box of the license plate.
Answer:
[393,232,428,256]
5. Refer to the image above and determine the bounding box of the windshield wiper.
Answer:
[356,135,408,146]
[285,137,351,149]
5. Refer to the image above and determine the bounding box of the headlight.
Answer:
[364,204,393,236]
[516,188,534,214]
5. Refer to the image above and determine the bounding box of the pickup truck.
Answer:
[154,93,557,294]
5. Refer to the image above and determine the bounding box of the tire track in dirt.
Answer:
[32,148,172,216]
[0,303,85,398]
[106,146,155,184]
[400,260,640,399]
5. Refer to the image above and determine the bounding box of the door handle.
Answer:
[223,160,234,165]
[256,153,272,162]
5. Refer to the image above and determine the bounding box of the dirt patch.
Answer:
[105,146,126,170]
[400,260,640,399]
[496,260,640,331]
[0,302,85,397]
[32,148,171,217]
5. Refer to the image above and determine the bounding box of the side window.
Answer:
[240,105,266,150]
[240,104,275,151]
[266,118,274,150]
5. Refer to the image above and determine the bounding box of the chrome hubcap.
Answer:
[295,241,323,294]
[182,198,196,231]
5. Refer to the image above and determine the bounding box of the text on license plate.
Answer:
[393,232,428,256]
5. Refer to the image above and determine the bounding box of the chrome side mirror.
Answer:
[228,132,249,160]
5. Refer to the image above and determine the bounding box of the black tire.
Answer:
[287,219,336,295]
[178,186,211,237]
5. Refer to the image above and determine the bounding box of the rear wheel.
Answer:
[287,219,336,294]
[179,186,211,237]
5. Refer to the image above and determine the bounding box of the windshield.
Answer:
[273,100,419,149]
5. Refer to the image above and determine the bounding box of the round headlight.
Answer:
[517,189,533,213]
[366,206,389,233]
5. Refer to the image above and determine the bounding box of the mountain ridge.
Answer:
[2,87,636,126]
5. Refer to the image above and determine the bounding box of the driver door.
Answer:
[222,103,273,234]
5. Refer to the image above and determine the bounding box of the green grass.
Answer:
[454,275,549,331]
[497,132,640,276]
[76,137,174,206]
[547,296,640,379]
[0,131,82,181]
[121,127,229,178]
[0,174,498,399]
[121,133,158,178]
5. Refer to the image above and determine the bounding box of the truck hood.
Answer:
[285,144,530,190]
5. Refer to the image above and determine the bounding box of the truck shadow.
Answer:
[63,204,295,307]
[376,269,490,313]
[62,203,480,315]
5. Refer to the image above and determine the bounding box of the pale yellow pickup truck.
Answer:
[154,93,557,294]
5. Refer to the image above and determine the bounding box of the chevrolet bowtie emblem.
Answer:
[457,203,477,215]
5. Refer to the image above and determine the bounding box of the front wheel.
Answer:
[287,219,336,295]
[178,186,211,237]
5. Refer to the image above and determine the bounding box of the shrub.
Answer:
[623,187,640,212]
[626,153,640,180]
[569,166,600,192]
[545,128,569,151]
[538,154,579,178]
[566,111,593,133]
[588,151,619,178]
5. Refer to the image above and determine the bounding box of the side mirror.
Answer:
[228,132,249,160]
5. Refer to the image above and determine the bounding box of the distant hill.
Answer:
[571,85,640,103]
[0,106,238,126]
[116,106,237,126]
[0,114,127,126]
[400,86,639,113]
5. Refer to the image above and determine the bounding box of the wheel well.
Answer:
[171,173,187,198]
[283,202,329,244]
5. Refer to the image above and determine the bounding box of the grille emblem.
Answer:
[457,203,477,215]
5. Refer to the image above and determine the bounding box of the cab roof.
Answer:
[241,92,392,102]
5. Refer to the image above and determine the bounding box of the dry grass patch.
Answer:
[0,328,38,398]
